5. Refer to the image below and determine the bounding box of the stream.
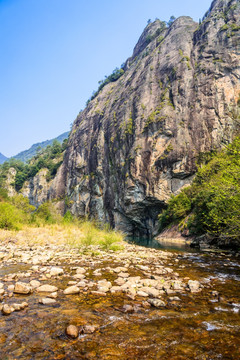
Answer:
[0,240,239,359]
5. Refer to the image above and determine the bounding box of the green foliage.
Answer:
[0,202,23,230]
[0,140,66,191]
[34,202,60,224]
[88,67,125,103]
[159,137,240,246]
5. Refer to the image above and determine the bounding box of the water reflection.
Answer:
[127,237,197,252]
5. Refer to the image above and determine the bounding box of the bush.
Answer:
[159,137,240,246]
[34,202,60,224]
[0,202,23,230]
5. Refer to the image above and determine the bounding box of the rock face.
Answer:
[11,0,240,237]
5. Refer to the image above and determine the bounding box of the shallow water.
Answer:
[0,242,239,359]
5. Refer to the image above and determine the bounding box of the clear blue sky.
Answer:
[0,0,212,157]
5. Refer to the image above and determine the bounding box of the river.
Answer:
[0,240,239,359]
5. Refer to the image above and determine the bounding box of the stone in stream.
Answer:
[66,325,79,339]
[79,325,97,334]
[76,267,86,274]
[2,304,15,315]
[14,282,32,294]
[49,267,64,276]
[148,299,166,308]
[0,282,4,289]
[63,286,80,295]
[188,280,201,293]
[137,291,149,297]
[30,280,41,288]
[48,292,58,299]
[12,302,28,311]
[36,284,58,292]
[0,289,4,296]
[39,298,57,305]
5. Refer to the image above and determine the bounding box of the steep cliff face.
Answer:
[36,0,240,237]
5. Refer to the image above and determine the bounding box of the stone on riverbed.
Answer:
[63,286,80,295]
[188,280,201,293]
[14,282,32,294]
[36,284,58,292]
[39,297,57,305]
[148,298,166,308]
[66,325,79,338]
[30,280,41,288]
[49,267,64,276]
[2,304,15,315]
[79,325,97,334]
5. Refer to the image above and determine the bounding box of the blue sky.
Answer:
[0,0,212,157]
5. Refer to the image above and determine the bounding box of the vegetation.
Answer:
[0,191,124,251]
[87,67,125,104]
[159,137,240,247]
[0,139,67,191]
[12,131,69,163]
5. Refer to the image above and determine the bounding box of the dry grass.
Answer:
[0,221,124,251]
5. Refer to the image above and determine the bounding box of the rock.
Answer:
[2,304,15,315]
[91,291,107,297]
[68,281,77,285]
[122,304,134,313]
[49,267,64,276]
[0,289,4,295]
[39,297,57,305]
[188,280,201,293]
[115,278,125,286]
[172,280,184,291]
[73,274,85,280]
[141,287,159,297]
[63,286,80,295]
[48,292,58,299]
[30,280,41,288]
[148,299,166,308]
[118,272,129,278]
[137,291,149,297]
[36,284,58,292]
[14,282,32,294]
[12,303,22,311]
[66,325,79,339]
[76,267,86,274]
[0,282,4,289]
[79,325,97,334]
[110,286,122,293]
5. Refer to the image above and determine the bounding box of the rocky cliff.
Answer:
[18,0,240,237]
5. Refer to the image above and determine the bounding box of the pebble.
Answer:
[2,304,15,315]
[30,280,41,288]
[36,284,58,292]
[148,298,166,308]
[63,286,80,295]
[49,267,64,276]
[14,282,32,295]
[66,325,79,338]
[39,297,57,305]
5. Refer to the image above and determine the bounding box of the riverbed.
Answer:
[0,240,239,359]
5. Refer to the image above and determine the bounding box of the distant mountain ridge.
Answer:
[12,131,69,163]
[0,153,8,165]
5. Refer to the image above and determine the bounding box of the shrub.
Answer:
[0,202,22,230]
[158,137,240,246]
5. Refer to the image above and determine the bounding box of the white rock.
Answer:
[30,280,41,288]
[63,286,80,295]
[14,282,32,294]
[36,284,58,292]
[39,297,57,305]
[49,267,64,276]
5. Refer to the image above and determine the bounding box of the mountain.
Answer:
[0,153,8,165]
[12,131,69,163]
[5,0,240,239]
